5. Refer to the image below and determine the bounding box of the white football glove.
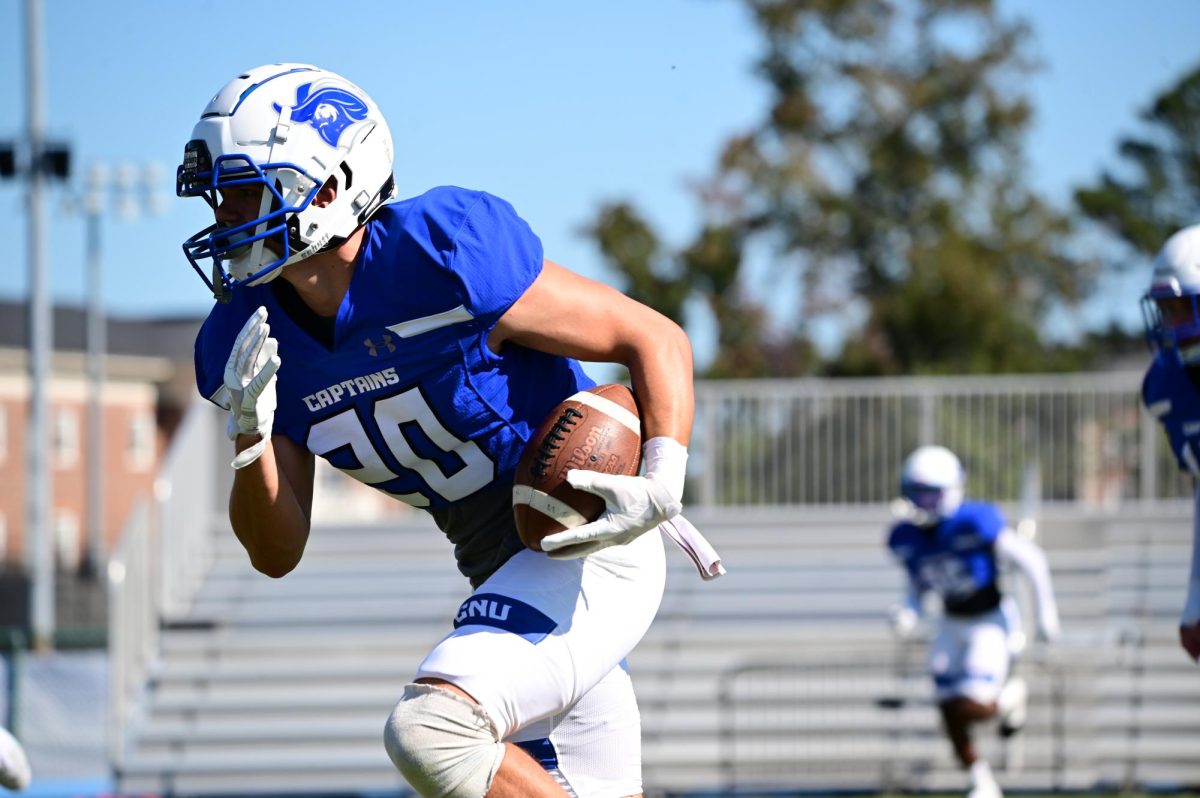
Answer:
[540,436,687,559]
[887,604,919,638]
[224,306,281,470]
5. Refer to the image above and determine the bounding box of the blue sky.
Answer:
[0,0,1197,350]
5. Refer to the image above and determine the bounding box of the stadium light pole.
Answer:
[79,162,165,579]
[82,166,106,582]
[1,0,72,649]
[24,0,54,651]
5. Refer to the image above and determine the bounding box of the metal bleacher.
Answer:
[111,494,1199,796]
[108,376,1200,797]
[115,519,459,796]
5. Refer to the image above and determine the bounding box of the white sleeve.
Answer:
[887,547,922,613]
[1184,486,1200,626]
[901,577,922,615]
[995,527,1060,640]
[886,569,923,636]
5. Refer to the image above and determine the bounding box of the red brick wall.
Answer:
[0,387,160,569]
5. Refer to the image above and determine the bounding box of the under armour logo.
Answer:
[364,334,395,356]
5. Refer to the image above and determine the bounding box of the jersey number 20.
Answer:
[306,388,496,507]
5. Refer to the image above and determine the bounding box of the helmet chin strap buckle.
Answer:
[213,263,233,304]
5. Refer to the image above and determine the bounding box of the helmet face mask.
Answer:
[1144,225,1200,364]
[179,147,319,298]
[899,445,964,526]
[176,64,395,302]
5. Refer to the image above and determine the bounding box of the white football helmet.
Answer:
[1143,224,1200,364]
[177,63,395,300]
[899,445,964,525]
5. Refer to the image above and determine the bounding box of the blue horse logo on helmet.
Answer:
[276,82,368,148]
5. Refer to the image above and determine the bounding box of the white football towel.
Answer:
[661,515,726,580]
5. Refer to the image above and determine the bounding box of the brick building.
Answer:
[0,301,200,632]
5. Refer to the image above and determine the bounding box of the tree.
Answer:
[587,0,1094,376]
[1075,64,1200,256]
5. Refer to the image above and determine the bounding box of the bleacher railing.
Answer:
[107,400,224,767]
[717,644,1078,795]
[691,372,1185,507]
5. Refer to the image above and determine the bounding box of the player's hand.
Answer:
[540,471,681,558]
[224,306,281,469]
[1180,622,1200,662]
[541,437,687,559]
[887,604,918,638]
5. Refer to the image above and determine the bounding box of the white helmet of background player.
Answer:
[1143,224,1200,364]
[899,445,964,526]
[176,63,395,301]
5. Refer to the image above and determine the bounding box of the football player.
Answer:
[0,726,31,792]
[885,445,1060,798]
[178,63,709,798]
[1140,223,1200,663]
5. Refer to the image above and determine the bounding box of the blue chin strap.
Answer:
[177,152,320,303]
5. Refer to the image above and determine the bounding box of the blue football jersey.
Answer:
[887,501,1007,615]
[195,187,594,579]
[1142,352,1200,475]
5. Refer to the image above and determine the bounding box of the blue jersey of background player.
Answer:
[1140,223,1200,664]
[885,446,1059,798]
[888,499,1008,618]
[178,63,711,798]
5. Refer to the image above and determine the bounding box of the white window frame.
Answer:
[54,510,80,570]
[54,407,80,469]
[127,410,156,472]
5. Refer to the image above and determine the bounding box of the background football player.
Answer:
[885,445,1060,798]
[1140,223,1200,663]
[178,63,712,798]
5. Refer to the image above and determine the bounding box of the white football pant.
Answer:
[930,601,1020,704]
[415,528,666,796]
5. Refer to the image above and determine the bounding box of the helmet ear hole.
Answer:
[313,176,339,209]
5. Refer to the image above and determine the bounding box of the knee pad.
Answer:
[384,683,505,798]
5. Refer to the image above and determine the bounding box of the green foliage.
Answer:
[1075,63,1200,255]
[585,0,1105,377]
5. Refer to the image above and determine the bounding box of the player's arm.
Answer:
[1143,360,1200,659]
[994,527,1060,642]
[229,432,315,577]
[490,259,694,557]
[489,259,693,445]
[218,307,314,578]
[1180,484,1200,661]
[888,576,923,637]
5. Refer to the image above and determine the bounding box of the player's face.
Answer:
[215,185,265,225]
[214,185,284,257]
[1157,296,1198,329]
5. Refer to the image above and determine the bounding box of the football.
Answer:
[513,384,643,551]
